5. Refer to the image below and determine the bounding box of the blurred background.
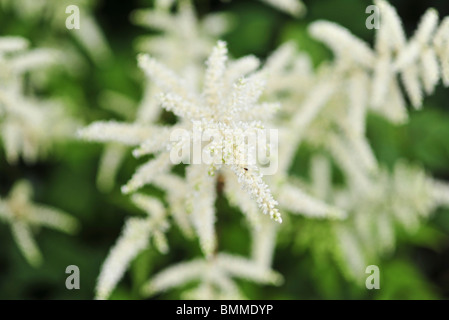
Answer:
[0,0,449,299]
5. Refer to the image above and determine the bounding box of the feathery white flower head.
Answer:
[0,180,79,267]
[310,0,449,116]
[95,194,169,300]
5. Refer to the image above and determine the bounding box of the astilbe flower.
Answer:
[137,41,283,223]
[0,37,80,267]
[81,40,299,299]
[0,180,79,266]
[309,0,449,121]
[295,158,449,282]
[90,7,326,298]
[87,39,345,299]
[255,0,449,283]
[0,36,77,163]
[262,0,449,198]
[262,0,449,199]
[95,194,170,300]
[81,41,282,223]
[80,0,449,297]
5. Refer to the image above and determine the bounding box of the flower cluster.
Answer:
[0,180,79,266]
[77,0,449,298]
[0,36,76,163]
[2,0,448,299]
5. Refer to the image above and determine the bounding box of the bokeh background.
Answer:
[1,0,449,299]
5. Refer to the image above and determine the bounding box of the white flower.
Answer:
[310,0,449,113]
[306,161,449,281]
[80,41,283,224]
[132,0,231,70]
[95,194,169,300]
[77,0,449,297]
[0,36,77,163]
[0,180,79,266]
